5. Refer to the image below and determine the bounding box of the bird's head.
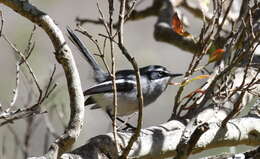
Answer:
[140,65,182,91]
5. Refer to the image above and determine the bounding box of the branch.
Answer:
[0,103,46,127]
[117,0,144,158]
[175,123,209,159]
[0,0,84,157]
[200,146,260,159]
[61,115,260,159]
[76,0,163,26]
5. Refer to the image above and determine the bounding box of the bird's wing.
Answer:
[84,79,136,96]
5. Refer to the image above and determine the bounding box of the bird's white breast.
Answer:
[92,91,139,116]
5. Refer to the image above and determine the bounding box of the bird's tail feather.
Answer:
[67,27,107,82]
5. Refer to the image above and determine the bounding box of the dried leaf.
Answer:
[192,75,210,80]
[181,75,210,86]
[184,88,205,99]
[208,49,225,63]
[171,13,191,37]
[168,82,181,86]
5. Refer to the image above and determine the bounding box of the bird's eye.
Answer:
[150,71,164,80]
[158,71,163,77]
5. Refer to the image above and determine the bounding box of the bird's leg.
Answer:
[106,110,136,130]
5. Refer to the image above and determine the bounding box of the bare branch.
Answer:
[117,0,144,158]
[41,65,57,103]
[62,114,260,159]
[75,26,111,74]
[9,62,20,108]
[2,34,43,101]
[175,123,209,159]
[76,17,102,26]
[0,104,46,127]
[7,125,27,156]
[0,0,84,157]
[0,10,4,36]
[76,0,163,26]
[24,117,34,158]
[23,25,36,58]
[105,0,120,154]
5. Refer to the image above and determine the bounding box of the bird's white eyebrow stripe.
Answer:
[157,68,164,71]
[148,67,165,72]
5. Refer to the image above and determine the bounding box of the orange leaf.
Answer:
[208,49,225,63]
[172,13,191,37]
[184,88,205,99]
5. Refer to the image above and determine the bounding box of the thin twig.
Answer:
[117,1,143,155]
[171,0,220,118]
[107,0,120,154]
[98,33,118,44]
[76,0,160,27]
[24,117,34,158]
[2,133,6,159]
[9,62,20,108]
[221,0,234,28]
[23,25,36,57]
[96,0,110,37]
[75,26,111,74]
[76,17,102,26]
[0,104,47,127]
[45,83,57,99]
[41,65,56,103]
[118,44,144,159]
[44,114,60,138]
[111,0,137,38]
[124,0,137,22]
[221,91,245,127]
[249,9,256,39]
[7,125,27,156]
[0,10,4,36]
[44,127,50,154]
[0,1,85,157]
[2,34,43,102]
[118,0,125,44]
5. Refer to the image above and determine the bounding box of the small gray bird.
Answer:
[67,28,182,119]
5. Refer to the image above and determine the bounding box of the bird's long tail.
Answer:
[67,27,107,82]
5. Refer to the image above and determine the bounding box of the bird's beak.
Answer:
[168,73,182,85]
[168,73,183,77]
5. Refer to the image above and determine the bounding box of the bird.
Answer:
[67,27,182,121]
